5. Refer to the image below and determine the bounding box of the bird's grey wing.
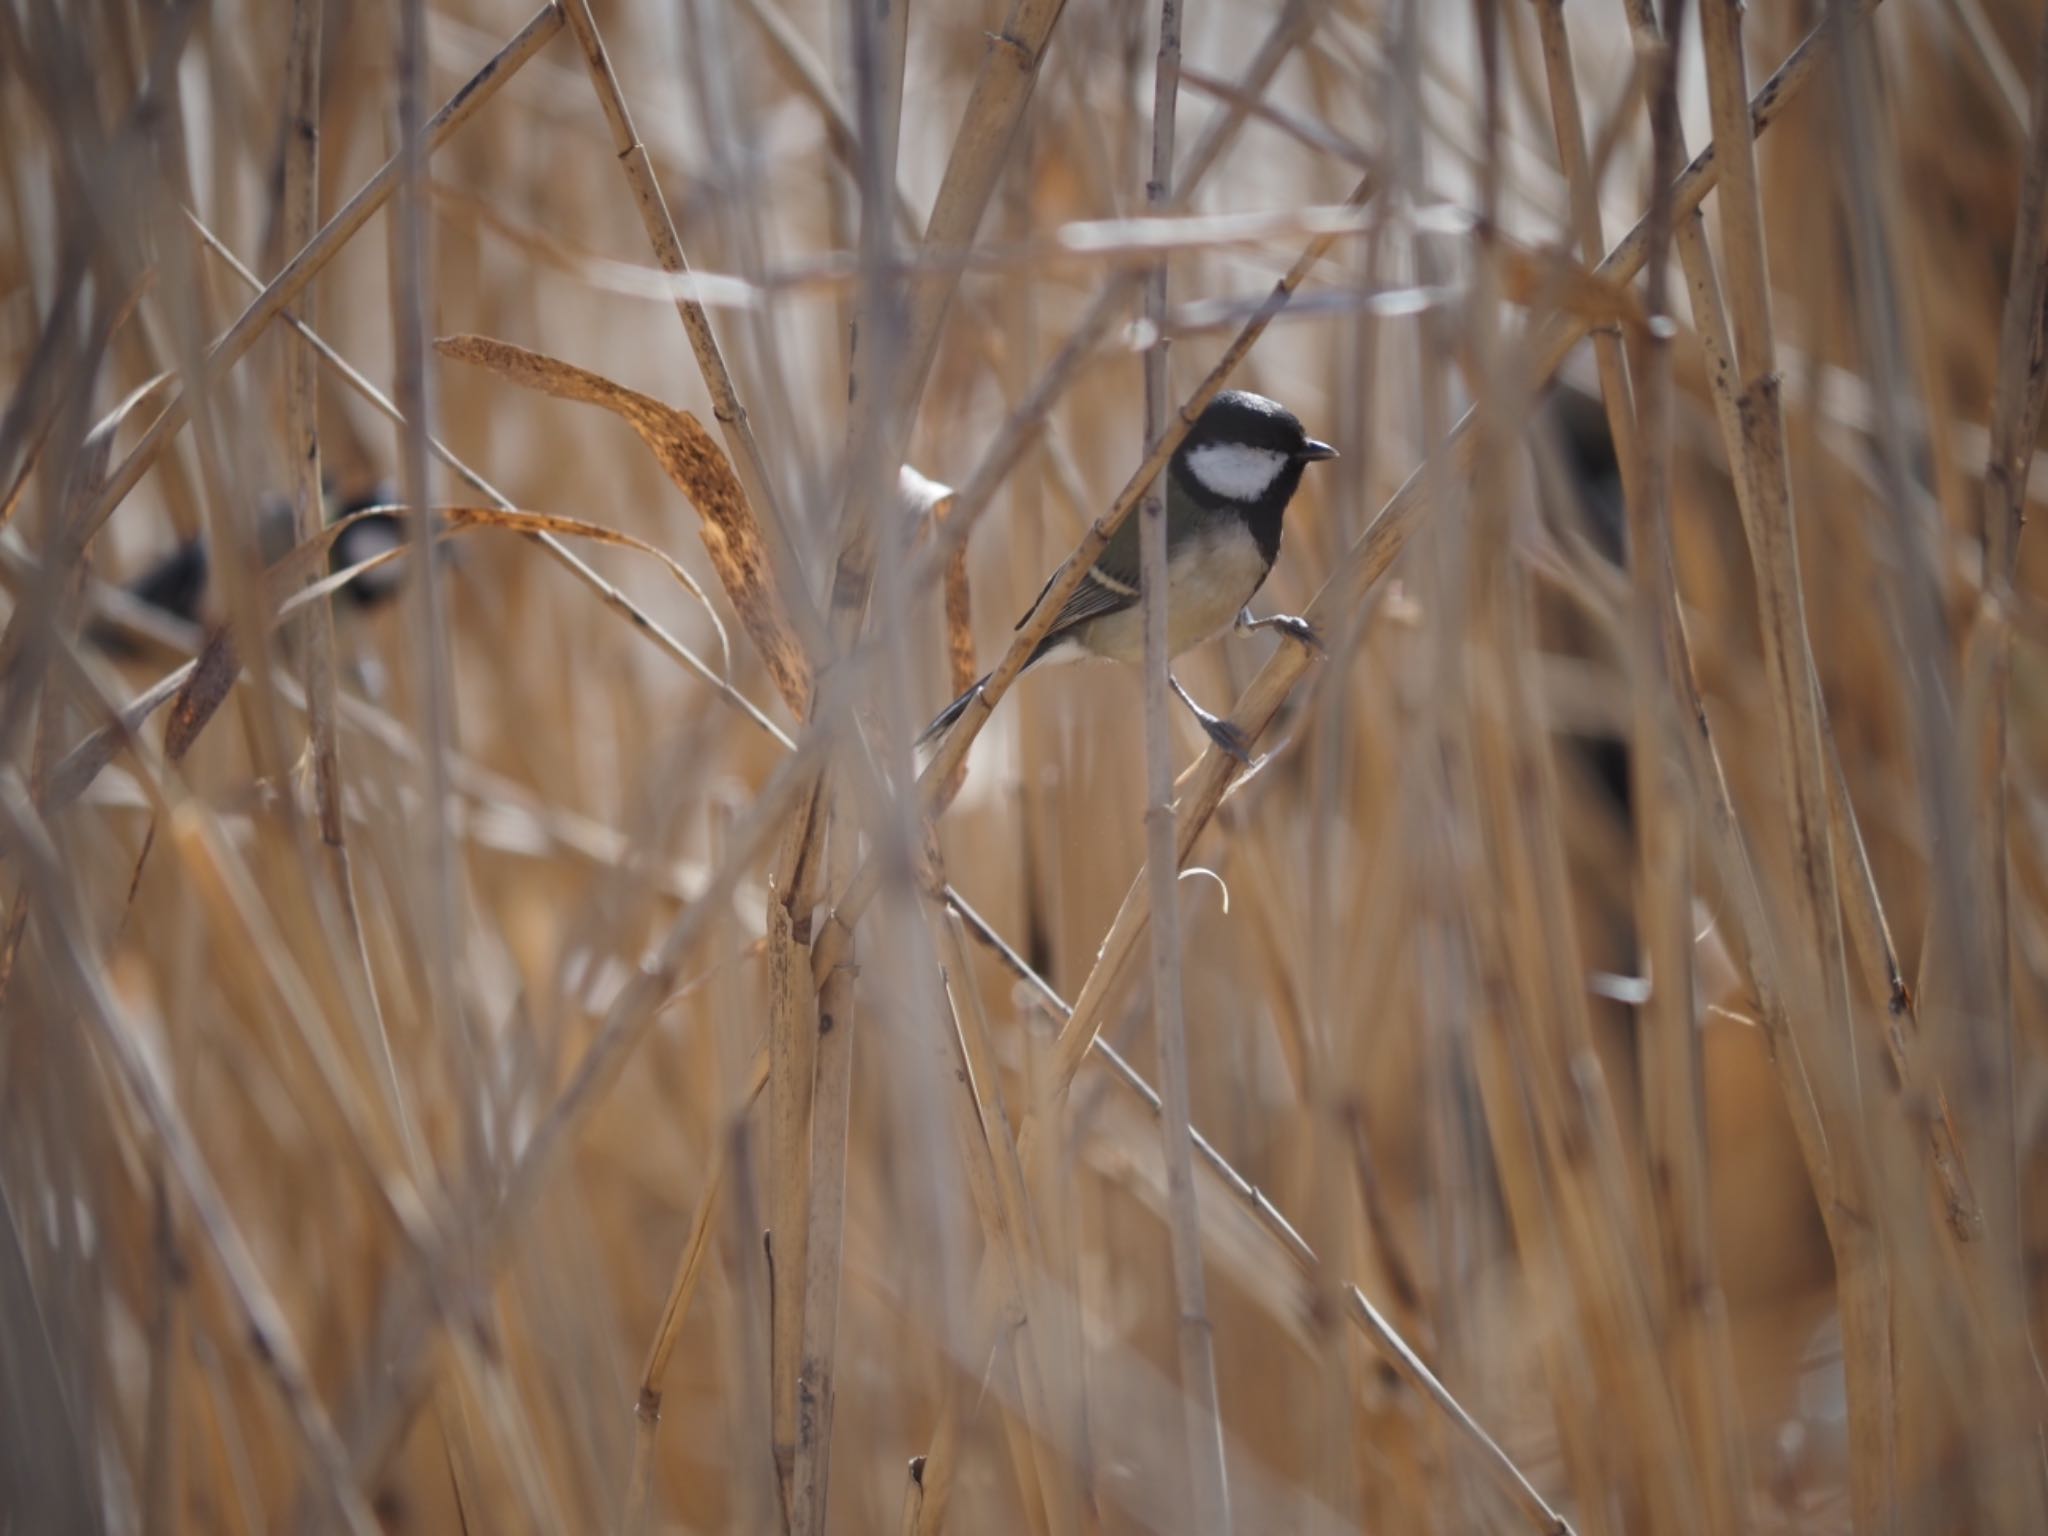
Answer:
[1014,515,1143,634]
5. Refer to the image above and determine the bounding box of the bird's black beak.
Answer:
[1297,439,1339,462]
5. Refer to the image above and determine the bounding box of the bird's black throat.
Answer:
[1170,456,1304,569]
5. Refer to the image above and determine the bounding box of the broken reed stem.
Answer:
[78,4,565,548]
[1135,3,1230,1531]
[1612,5,1751,1532]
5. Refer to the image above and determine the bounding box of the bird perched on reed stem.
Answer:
[921,389,1336,762]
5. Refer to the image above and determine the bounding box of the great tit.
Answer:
[921,388,1336,762]
[99,482,409,653]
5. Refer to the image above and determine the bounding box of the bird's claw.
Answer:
[1200,715,1255,767]
[1239,608,1325,658]
[1272,614,1325,657]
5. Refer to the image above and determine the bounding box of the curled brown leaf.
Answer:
[434,333,810,717]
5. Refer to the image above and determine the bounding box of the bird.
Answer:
[920,389,1337,762]
[96,482,410,654]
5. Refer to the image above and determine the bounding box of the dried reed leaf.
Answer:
[159,502,739,768]
[273,505,733,677]
[435,335,809,718]
[161,629,241,762]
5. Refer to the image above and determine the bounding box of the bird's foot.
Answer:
[1238,607,1324,657]
[1171,672,1255,766]
[1199,714,1255,766]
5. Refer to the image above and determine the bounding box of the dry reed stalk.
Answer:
[1045,0,1874,1135]
[890,0,1068,444]
[182,221,786,747]
[278,0,416,1193]
[1610,7,1751,1531]
[1642,33,2017,1512]
[804,180,1369,999]
[939,888,1576,1536]
[768,20,1073,1477]
[816,0,1065,695]
[1694,5,1895,1526]
[1593,4,1955,1308]
[1523,4,1724,1527]
[392,0,477,1193]
[1019,1001,1091,1534]
[622,1048,770,1536]
[554,0,826,671]
[926,906,1069,1533]
[76,4,565,546]
[280,0,334,863]
[733,0,925,243]
[788,779,857,1536]
[882,0,1348,604]
[1133,1,1229,1529]
[1940,5,2048,1523]
[0,786,384,1536]
[301,709,838,1508]
[1458,15,1704,1530]
[1822,57,2023,1512]
[434,333,807,717]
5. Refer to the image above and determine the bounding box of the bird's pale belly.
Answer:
[1073,523,1272,664]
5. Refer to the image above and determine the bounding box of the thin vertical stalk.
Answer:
[1694,2,1892,1525]
[392,0,475,1175]
[1624,8,1750,1533]
[1137,5,1229,1531]
[1535,4,1749,1528]
[621,1052,769,1536]
[1956,5,2048,1524]
[281,0,334,847]
[281,0,414,1176]
[78,4,567,545]
[788,780,856,1536]
[554,0,827,671]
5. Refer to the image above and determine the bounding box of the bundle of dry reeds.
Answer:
[2,0,2045,1531]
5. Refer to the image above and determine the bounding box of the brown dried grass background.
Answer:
[1,1,2045,1533]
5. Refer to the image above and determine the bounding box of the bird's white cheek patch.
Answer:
[1185,443,1287,500]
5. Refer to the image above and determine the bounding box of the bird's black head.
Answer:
[1171,389,1337,560]
[327,483,409,609]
